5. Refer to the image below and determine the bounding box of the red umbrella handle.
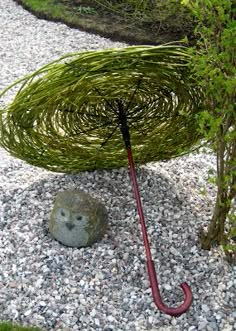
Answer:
[126,147,193,316]
[147,260,193,316]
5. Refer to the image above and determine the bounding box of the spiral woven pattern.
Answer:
[0,45,203,172]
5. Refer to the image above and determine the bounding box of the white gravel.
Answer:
[0,1,235,331]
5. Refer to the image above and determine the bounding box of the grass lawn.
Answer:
[0,321,42,331]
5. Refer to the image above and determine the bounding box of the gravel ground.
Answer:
[0,1,235,330]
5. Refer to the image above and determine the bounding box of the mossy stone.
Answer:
[49,190,108,247]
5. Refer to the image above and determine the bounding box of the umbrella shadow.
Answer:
[1,163,222,318]
[2,164,206,256]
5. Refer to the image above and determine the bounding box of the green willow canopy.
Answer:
[0,45,203,172]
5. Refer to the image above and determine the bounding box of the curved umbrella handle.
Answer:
[147,260,193,317]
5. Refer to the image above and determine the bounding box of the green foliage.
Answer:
[0,321,41,331]
[185,0,236,255]
[0,45,203,173]
[93,0,194,32]
[75,6,96,15]
[223,211,236,262]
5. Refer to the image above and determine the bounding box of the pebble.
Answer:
[24,310,32,317]
[201,304,210,313]
[123,252,129,260]
[198,319,208,330]
[223,325,233,331]
[170,246,181,256]
[188,327,196,331]
[38,301,47,307]
[163,284,172,291]
[107,315,115,323]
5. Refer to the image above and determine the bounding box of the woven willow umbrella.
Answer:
[0,45,203,316]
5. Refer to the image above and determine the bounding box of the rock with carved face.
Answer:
[49,190,108,247]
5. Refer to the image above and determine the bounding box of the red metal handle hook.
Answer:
[147,260,193,316]
[126,147,193,316]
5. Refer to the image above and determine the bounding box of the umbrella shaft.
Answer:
[118,106,131,149]
[126,147,193,317]
[126,147,152,262]
[119,107,152,260]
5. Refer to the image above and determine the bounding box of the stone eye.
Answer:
[61,210,66,217]
[76,216,82,221]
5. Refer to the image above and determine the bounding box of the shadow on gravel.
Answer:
[0,165,233,329]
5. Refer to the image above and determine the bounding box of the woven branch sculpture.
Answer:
[0,45,203,172]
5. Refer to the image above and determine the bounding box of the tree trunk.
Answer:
[200,129,226,249]
[200,187,230,250]
[200,123,236,250]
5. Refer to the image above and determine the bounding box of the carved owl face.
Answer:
[56,207,88,231]
[50,206,90,247]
